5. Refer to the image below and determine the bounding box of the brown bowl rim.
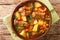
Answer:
[10,0,52,40]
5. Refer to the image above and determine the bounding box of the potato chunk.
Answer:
[22,16,27,21]
[20,30,26,37]
[40,30,44,33]
[32,12,36,17]
[33,24,38,32]
[15,11,20,18]
[19,7,25,12]
[34,20,38,24]
[38,20,44,25]
[34,2,42,8]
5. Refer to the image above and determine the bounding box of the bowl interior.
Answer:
[11,0,51,40]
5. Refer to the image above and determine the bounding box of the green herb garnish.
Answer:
[20,24,26,27]
[27,15,32,22]
[30,5,34,11]
[15,27,19,31]
[28,31,32,35]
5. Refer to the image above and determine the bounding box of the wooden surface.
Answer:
[0,0,60,40]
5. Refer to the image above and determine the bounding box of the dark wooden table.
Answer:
[0,0,60,40]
